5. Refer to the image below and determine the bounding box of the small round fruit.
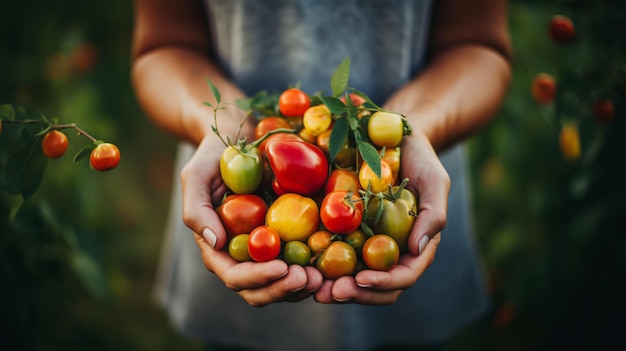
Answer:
[531,73,557,105]
[283,241,312,266]
[247,225,281,262]
[548,15,575,44]
[278,88,311,117]
[228,234,252,262]
[90,143,121,171]
[559,123,581,161]
[303,104,332,136]
[367,111,404,148]
[362,234,400,271]
[359,159,393,193]
[42,130,68,159]
[307,230,333,255]
[316,241,357,280]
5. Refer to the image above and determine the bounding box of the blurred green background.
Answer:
[1,0,624,350]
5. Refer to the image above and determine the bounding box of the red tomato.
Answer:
[217,194,268,239]
[278,88,311,117]
[255,116,292,140]
[257,131,302,154]
[90,143,121,171]
[265,140,329,196]
[324,169,362,195]
[41,130,68,159]
[320,191,364,234]
[247,225,281,262]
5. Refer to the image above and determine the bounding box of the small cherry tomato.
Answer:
[320,191,363,234]
[247,225,281,262]
[359,159,393,193]
[220,145,263,194]
[217,194,267,239]
[381,147,401,185]
[340,93,367,107]
[283,241,312,266]
[344,229,367,252]
[90,142,121,171]
[303,104,332,136]
[316,241,357,280]
[367,111,404,148]
[307,230,333,255]
[228,234,252,262]
[531,73,556,105]
[254,116,292,141]
[42,130,68,159]
[266,193,320,242]
[362,234,399,271]
[278,88,311,117]
[324,169,362,195]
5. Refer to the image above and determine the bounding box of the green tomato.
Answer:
[283,241,312,266]
[220,145,263,194]
[366,186,417,253]
[228,234,252,262]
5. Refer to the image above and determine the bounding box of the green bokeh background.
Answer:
[1,1,624,350]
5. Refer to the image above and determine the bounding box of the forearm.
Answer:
[132,48,249,146]
[385,43,511,151]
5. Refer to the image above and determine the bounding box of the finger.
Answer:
[181,162,228,249]
[238,264,309,307]
[303,265,324,293]
[313,280,336,304]
[330,276,402,305]
[194,233,289,290]
[354,233,441,291]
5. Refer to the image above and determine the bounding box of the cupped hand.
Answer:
[314,129,450,305]
[181,136,323,306]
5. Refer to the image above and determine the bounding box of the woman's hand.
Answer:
[314,129,449,305]
[180,136,323,306]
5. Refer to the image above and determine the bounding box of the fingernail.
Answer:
[202,227,217,248]
[418,235,430,255]
[333,296,351,303]
[290,284,307,293]
[356,282,373,288]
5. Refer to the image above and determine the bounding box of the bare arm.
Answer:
[385,0,512,151]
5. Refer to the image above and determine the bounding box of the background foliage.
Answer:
[1,0,624,350]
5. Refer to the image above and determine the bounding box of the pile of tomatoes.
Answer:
[216,86,417,279]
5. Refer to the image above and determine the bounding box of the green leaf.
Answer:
[206,78,221,104]
[5,134,47,198]
[0,192,23,229]
[73,145,95,163]
[331,57,351,97]
[329,117,349,162]
[0,104,15,121]
[320,96,347,116]
[357,140,381,179]
[234,98,251,112]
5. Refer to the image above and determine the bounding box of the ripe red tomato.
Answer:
[316,241,357,279]
[265,140,329,196]
[548,15,575,44]
[42,130,68,159]
[90,142,120,171]
[362,234,399,271]
[278,88,311,117]
[324,169,362,195]
[531,73,556,105]
[247,225,281,262]
[340,93,367,107]
[320,191,364,234]
[266,193,320,242]
[258,132,302,154]
[254,116,292,141]
[217,194,267,239]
